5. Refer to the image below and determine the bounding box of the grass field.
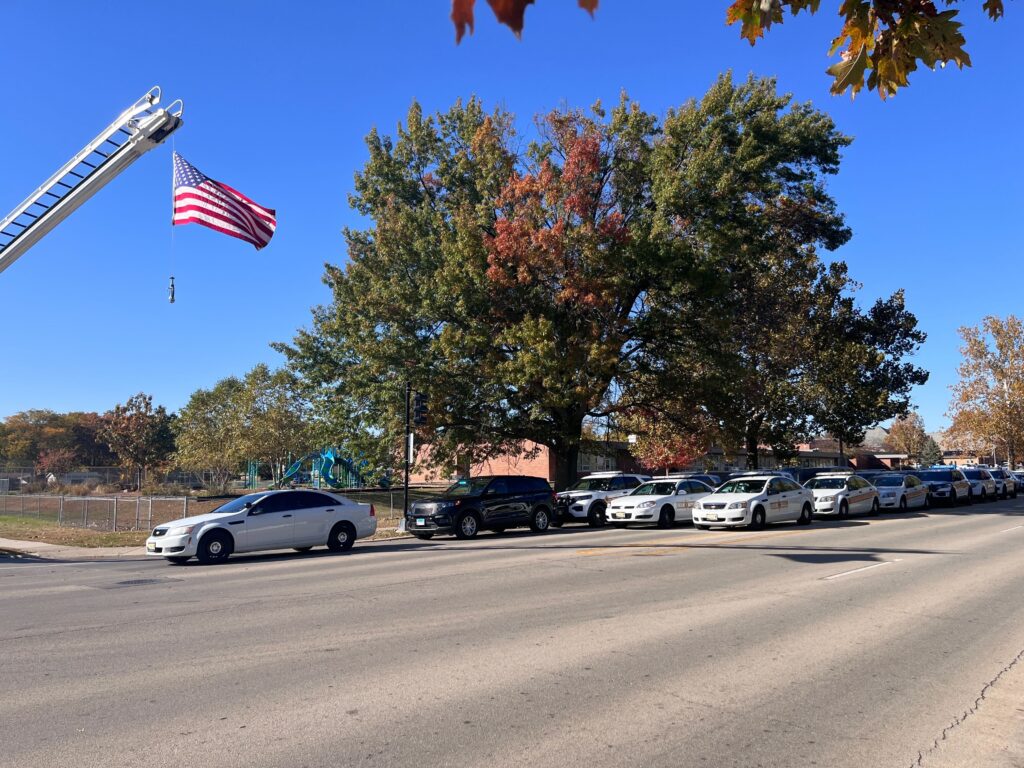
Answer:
[0,516,149,547]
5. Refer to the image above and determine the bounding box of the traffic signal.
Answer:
[413,391,429,426]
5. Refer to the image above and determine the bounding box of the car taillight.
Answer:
[370,504,376,517]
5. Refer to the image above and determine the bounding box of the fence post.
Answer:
[36,496,40,518]
[135,497,141,530]
[58,496,63,525]
[113,497,118,531]
[148,498,153,529]
[84,498,89,527]
[183,496,188,519]
[21,495,25,516]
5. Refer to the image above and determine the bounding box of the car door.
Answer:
[292,491,335,546]
[244,493,296,551]
[482,478,514,527]
[766,478,789,521]
[907,475,926,507]
[847,477,868,513]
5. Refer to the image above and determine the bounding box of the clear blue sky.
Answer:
[1,1,1021,434]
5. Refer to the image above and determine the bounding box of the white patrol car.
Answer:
[803,472,879,517]
[960,466,998,502]
[607,478,714,528]
[554,471,650,527]
[873,472,930,510]
[913,467,972,506]
[692,474,813,530]
[987,468,1018,499]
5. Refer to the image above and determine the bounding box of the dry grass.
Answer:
[0,516,148,548]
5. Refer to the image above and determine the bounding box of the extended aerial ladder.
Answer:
[0,87,183,275]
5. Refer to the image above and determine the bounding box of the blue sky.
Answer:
[1,1,1021,434]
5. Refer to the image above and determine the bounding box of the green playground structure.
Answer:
[273,448,379,490]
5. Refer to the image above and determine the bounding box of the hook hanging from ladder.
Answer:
[168,275,175,304]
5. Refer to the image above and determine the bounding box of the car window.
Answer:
[906,476,919,487]
[252,493,291,514]
[807,477,845,490]
[785,479,802,492]
[610,476,631,491]
[570,477,613,491]
[687,481,709,493]
[507,477,531,494]
[768,478,785,494]
[487,479,510,495]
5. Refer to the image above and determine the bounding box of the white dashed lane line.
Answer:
[823,558,902,581]
[999,525,1023,533]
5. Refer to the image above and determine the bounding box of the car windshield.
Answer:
[917,470,953,482]
[873,475,905,487]
[806,477,846,490]
[632,481,678,496]
[211,494,266,514]
[444,478,493,496]
[715,479,767,495]
[569,478,613,491]
[962,469,984,479]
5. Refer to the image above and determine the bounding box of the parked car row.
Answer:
[145,465,1021,564]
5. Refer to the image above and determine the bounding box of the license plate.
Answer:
[705,513,720,521]
[610,512,624,519]
[146,542,156,551]
[416,518,425,526]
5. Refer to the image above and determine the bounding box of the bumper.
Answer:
[406,514,454,534]
[879,496,900,508]
[555,503,590,520]
[813,501,838,514]
[145,533,195,557]
[693,510,749,527]
[607,509,655,523]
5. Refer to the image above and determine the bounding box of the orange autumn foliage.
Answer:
[452,0,598,42]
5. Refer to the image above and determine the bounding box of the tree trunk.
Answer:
[745,420,762,470]
[552,443,580,491]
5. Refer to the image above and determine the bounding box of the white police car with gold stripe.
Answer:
[693,475,813,530]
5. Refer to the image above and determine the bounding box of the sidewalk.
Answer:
[0,537,148,561]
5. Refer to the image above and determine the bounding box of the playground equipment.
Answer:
[252,449,381,490]
[0,87,184,275]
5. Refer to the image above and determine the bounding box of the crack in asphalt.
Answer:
[911,644,1024,767]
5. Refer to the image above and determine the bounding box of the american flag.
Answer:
[172,152,276,250]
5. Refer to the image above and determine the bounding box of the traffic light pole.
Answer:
[403,380,411,526]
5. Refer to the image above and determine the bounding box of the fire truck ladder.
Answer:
[0,86,184,275]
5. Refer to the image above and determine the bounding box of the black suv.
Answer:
[406,475,555,539]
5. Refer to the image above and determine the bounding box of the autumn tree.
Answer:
[174,377,246,493]
[234,365,312,486]
[887,412,929,461]
[36,448,78,477]
[947,315,1024,467]
[279,76,926,486]
[100,394,176,489]
[449,1,1007,99]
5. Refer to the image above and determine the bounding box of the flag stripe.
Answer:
[172,204,271,246]
[172,152,276,250]
[174,189,274,240]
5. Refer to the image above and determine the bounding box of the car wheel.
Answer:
[870,498,880,516]
[750,507,766,530]
[981,489,988,503]
[838,500,849,519]
[965,491,973,506]
[196,530,232,565]
[950,490,957,506]
[797,503,812,525]
[899,496,907,512]
[326,522,356,552]
[293,547,313,552]
[529,507,551,533]
[1013,489,1019,499]
[588,502,607,528]
[924,493,932,510]
[657,506,675,529]
[453,512,480,539]
[166,556,190,565]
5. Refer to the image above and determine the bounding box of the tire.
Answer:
[588,502,607,528]
[899,496,907,512]
[797,503,812,525]
[950,490,958,507]
[293,547,313,552]
[657,505,675,529]
[870,498,880,516]
[838,500,849,519]
[1013,488,1018,499]
[966,491,973,506]
[326,521,356,552]
[529,506,551,533]
[196,530,232,565]
[453,512,480,539]
[924,494,931,510]
[750,507,766,530]
[981,489,988,504]
[1001,486,1009,500]
[411,532,434,540]
[166,556,190,565]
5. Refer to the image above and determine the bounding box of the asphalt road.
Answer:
[3,499,1024,768]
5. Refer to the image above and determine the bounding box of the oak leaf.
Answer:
[452,0,598,42]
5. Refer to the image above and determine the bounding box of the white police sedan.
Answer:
[804,473,879,517]
[693,475,813,530]
[607,478,714,528]
[146,489,377,564]
[874,473,930,511]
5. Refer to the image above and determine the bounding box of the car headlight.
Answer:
[574,495,593,502]
[637,500,657,508]
[820,495,835,503]
[727,501,746,510]
[166,524,195,537]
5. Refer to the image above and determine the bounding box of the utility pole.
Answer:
[403,380,412,526]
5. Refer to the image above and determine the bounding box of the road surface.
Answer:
[2,500,1024,767]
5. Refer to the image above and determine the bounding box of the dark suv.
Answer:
[406,475,555,539]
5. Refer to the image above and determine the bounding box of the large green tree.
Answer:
[281,75,910,487]
[100,394,176,489]
[234,365,313,485]
[174,377,246,493]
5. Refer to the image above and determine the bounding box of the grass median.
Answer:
[0,515,149,548]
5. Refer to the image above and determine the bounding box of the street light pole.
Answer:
[403,380,412,527]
